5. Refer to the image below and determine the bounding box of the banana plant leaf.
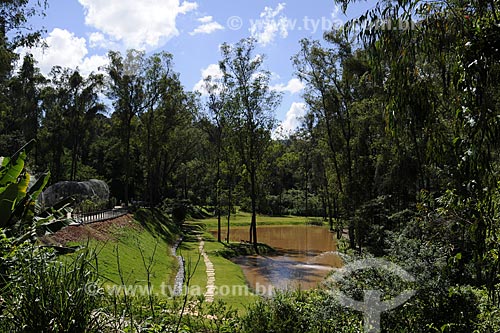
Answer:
[0,140,34,189]
[0,182,21,228]
[10,172,51,220]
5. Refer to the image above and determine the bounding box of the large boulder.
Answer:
[39,179,109,208]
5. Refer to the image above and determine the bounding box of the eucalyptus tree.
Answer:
[221,136,240,243]
[138,52,178,205]
[199,75,228,242]
[106,50,199,205]
[219,38,281,249]
[337,0,500,301]
[199,88,241,243]
[8,54,46,164]
[155,86,200,202]
[106,50,156,205]
[66,70,105,181]
[294,33,362,248]
[106,50,147,205]
[201,67,248,242]
[38,67,104,181]
[0,0,47,152]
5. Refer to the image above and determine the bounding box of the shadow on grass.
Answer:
[134,208,181,244]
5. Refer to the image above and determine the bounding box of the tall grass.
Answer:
[0,245,102,332]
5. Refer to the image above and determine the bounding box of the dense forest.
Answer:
[2,0,500,331]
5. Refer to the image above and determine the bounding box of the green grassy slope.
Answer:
[84,209,180,297]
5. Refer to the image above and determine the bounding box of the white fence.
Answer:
[72,208,128,224]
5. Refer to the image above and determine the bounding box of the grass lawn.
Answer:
[178,222,258,312]
[176,234,207,296]
[203,236,258,310]
[199,210,313,230]
[83,221,178,297]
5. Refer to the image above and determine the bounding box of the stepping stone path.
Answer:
[198,236,215,302]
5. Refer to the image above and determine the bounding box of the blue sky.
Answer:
[19,0,372,135]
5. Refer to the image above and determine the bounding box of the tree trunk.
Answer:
[227,186,232,244]
[328,195,334,231]
[216,149,221,242]
[304,169,309,217]
[124,121,131,207]
[250,167,258,253]
[348,224,356,249]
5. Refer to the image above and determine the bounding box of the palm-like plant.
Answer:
[0,139,73,243]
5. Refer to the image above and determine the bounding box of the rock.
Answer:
[39,179,109,208]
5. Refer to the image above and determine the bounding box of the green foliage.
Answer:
[238,274,489,333]
[1,141,45,229]
[266,189,324,217]
[0,140,72,242]
[0,246,101,332]
[215,38,283,248]
[75,196,108,213]
[215,242,276,259]
[38,68,105,182]
[240,290,362,333]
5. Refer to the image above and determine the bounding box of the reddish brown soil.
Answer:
[40,214,143,246]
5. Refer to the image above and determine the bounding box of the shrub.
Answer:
[0,246,102,332]
[239,290,362,333]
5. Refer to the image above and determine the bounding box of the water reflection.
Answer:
[212,225,343,292]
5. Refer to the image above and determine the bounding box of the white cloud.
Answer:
[88,32,106,48]
[190,16,224,35]
[193,63,223,95]
[271,78,305,94]
[198,16,214,24]
[88,31,119,50]
[275,102,307,137]
[80,54,109,75]
[179,1,198,14]
[250,3,290,46]
[78,0,198,49]
[17,28,108,77]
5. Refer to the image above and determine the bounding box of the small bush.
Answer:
[239,289,362,333]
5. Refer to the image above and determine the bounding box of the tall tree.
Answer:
[138,52,177,205]
[201,72,231,242]
[219,38,281,250]
[66,70,105,181]
[106,50,146,205]
[0,0,47,153]
[294,34,359,248]
[38,67,104,182]
[9,54,46,165]
[336,0,500,300]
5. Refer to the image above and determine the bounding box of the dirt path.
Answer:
[39,214,138,245]
[198,236,215,302]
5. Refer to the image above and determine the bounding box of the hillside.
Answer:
[41,209,181,296]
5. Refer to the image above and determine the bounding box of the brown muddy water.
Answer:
[212,225,342,294]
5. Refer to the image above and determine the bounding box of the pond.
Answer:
[212,225,342,294]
